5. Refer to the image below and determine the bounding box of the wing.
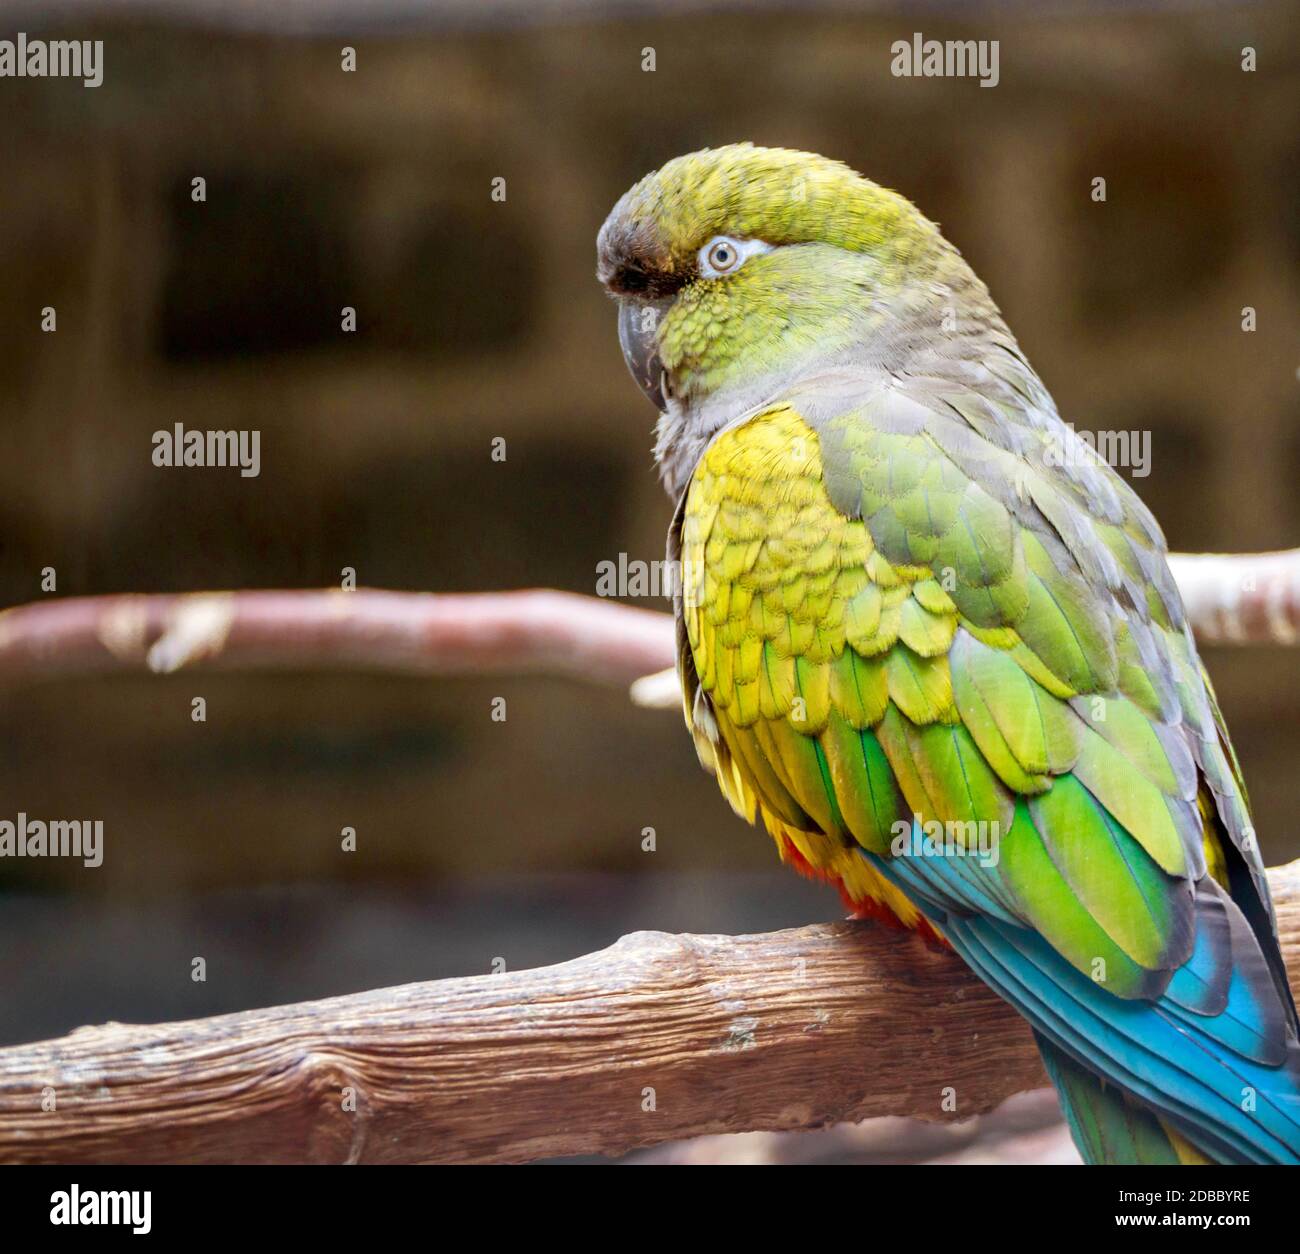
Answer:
[676,350,1300,1163]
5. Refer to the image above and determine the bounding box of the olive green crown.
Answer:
[599,142,946,281]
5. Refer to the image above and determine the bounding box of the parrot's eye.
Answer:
[698,235,772,279]
[705,238,740,273]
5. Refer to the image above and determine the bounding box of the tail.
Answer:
[867,847,1300,1164]
[1035,1031,1209,1164]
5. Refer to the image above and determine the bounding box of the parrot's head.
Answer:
[597,143,997,491]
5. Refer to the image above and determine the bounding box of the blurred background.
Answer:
[0,0,1297,1163]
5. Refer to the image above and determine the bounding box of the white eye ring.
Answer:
[698,235,773,279]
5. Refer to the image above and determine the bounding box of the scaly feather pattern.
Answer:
[676,400,1300,1163]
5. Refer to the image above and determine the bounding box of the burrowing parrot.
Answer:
[597,143,1300,1164]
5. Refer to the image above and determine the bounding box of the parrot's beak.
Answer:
[617,298,672,412]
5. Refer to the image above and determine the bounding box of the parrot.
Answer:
[596,143,1300,1165]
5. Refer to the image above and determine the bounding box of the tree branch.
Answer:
[1167,549,1300,646]
[1,861,1297,1164]
[0,589,674,689]
[0,549,1295,696]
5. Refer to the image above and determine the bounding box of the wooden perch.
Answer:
[1,860,1297,1165]
[0,548,1295,696]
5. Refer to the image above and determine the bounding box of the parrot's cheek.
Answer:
[617,298,671,412]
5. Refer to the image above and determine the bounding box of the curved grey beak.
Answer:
[617,299,671,412]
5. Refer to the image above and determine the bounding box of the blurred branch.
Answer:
[0,550,1294,694]
[1167,549,1300,646]
[0,588,674,688]
[1,859,1296,1164]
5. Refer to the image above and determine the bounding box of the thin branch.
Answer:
[1168,549,1300,646]
[0,550,1295,694]
[1,861,1297,1165]
[0,589,674,689]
